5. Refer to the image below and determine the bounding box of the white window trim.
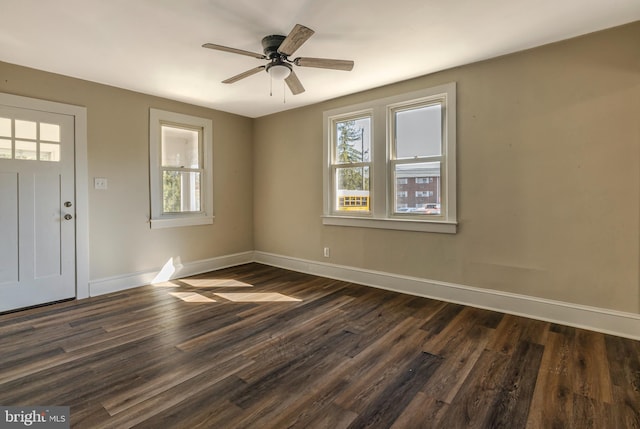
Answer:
[149,108,214,229]
[322,82,457,234]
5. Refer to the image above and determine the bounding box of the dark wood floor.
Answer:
[0,263,639,428]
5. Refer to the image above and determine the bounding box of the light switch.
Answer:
[94,177,108,190]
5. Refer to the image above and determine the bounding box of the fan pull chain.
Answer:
[283,83,286,104]
[269,75,273,97]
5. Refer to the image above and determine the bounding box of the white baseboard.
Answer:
[88,250,640,340]
[254,251,640,341]
[89,251,254,296]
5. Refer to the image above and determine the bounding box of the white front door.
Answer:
[0,105,76,312]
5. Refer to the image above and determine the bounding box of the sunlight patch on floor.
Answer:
[181,279,253,288]
[214,292,302,302]
[170,292,216,303]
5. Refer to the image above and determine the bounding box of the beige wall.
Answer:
[1,22,637,314]
[0,62,254,280]
[254,22,640,313]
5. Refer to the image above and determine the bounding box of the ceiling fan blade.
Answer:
[294,57,354,71]
[203,43,266,60]
[222,66,266,84]
[285,70,305,95]
[278,24,315,56]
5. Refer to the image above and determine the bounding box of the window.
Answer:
[0,117,61,162]
[149,109,213,229]
[323,83,456,233]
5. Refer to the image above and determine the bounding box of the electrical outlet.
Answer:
[323,247,330,258]
[94,177,108,190]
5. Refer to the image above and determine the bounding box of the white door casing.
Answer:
[0,93,88,311]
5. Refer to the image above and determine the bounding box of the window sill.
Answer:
[322,215,457,234]
[150,215,214,229]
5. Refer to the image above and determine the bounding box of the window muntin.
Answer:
[330,115,372,214]
[323,83,456,234]
[149,109,213,229]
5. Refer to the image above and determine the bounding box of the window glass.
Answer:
[40,123,60,142]
[335,166,370,212]
[161,125,200,168]
[15,120,36,140]
[0,139,11,159]
[335,117,370,164]
[15,140,37,160]
[40,143,61,162]
[0,118,11,137]
[162,171,201,213]
[395,104,441,158]
[394,162,440,215]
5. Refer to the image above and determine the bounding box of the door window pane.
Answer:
[395,104,441,158]
[163,170,201,213]
[0,118,11,137]
[40,143,61,162]
[15,120,37,140]
[15,141,37,160]
[0,139,11,159]
[161,125,200,168]
[40,123,60,142]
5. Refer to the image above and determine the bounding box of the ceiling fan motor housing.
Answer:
[261,35,286,59]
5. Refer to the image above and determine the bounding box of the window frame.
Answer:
[149,108,213,229]
[322,83,457,234]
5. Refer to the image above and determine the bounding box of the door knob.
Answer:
[64,214,73,220]
[64,201,72,207]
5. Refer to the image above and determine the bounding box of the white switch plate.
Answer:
[94,177,108,190]
[323,247,330,258]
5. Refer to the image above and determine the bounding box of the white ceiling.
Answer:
[2,0,639,118]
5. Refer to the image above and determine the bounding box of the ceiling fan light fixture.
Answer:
[267,63,291,80]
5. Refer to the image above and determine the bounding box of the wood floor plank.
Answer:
[437,349,511,428]
[525,331,574,429]
[389,392,448,429]
[572,329,614,403]
[0,263,637,428]
[483,340,544,428]
[486,314,549,355]
[421,322,492,404]
[344,351,442,428]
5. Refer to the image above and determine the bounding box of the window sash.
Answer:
[160,167,204,214]
[389,98,446,219]
[330,113,373,215]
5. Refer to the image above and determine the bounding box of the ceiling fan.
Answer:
[202,24,354,95]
